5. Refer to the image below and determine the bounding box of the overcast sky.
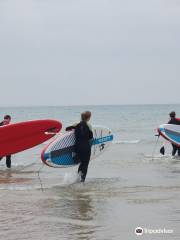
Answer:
[0,0,180,106]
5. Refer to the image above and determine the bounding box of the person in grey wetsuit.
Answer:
[66,111,93,182]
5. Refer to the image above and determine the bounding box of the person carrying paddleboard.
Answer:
[66,111,93,182]
[0,115,12,168]
[168,111,180,156]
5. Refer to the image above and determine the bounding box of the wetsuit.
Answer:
[66,121,93,182]
[0,121,11,168]
[168,118,180,156]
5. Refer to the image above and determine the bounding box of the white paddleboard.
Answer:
[41,126,113,168]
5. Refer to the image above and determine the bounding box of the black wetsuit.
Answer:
[168,118,180,156]
[0,121,11,168]
[66,121,93,182]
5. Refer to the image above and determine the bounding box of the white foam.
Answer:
[62,171,81,185]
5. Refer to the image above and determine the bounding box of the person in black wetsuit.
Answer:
[66,111,93,182]
[0,115,12,168]
[168,111,180,157]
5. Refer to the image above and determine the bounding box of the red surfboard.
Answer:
[0,120,62,156]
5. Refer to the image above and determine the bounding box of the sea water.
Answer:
[0,105,180,240]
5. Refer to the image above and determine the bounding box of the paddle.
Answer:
[154,133,166,156]
[160,145,165,155]
[155,132,167,155]
[159,140,169,155]
[152,134,160,160]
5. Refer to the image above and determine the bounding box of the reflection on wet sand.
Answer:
[48,186,99,240]
[66,194,96,240]
[0,170,32,184]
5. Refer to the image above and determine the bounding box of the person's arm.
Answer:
[87,123,93,139]
[65,123,77,131]
[89,130,93,140]
[168,119,172,124]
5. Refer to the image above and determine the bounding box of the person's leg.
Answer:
[6,155,11,168]
[78,162,83,175]
[178,147,180,157]
[172,144,177,156]
[77,151,82,171]
[80,151,91,182]
[74,153,80,164]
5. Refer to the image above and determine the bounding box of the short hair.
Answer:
[169,111,176,118]
[4,115,11,120]
[81,111,91,121]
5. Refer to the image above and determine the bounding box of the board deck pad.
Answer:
[158,124,180,147]
[41,126,113,168]
[0,120,62,156]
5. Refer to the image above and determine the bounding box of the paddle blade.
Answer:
[160,146,165,155]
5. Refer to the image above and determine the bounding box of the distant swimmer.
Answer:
[0,115,12,168]
[168,111,180,157]
[66,111,93,182]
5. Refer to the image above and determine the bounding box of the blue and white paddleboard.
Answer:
[158,124,180,147]
[41,126,113,168]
